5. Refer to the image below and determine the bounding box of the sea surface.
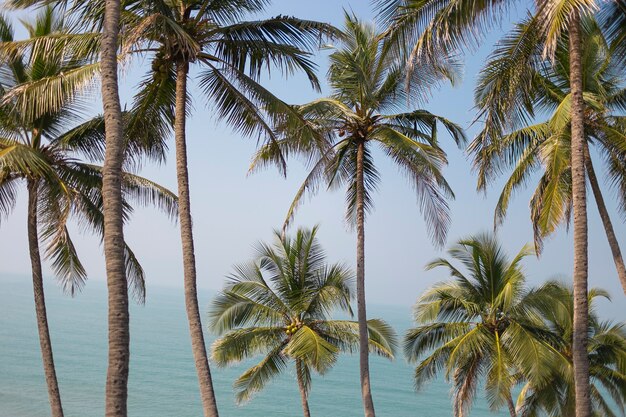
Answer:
[0,276,508,417]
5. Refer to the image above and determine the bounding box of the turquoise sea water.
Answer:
[0,276,507,417]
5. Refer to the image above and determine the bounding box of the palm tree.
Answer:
[404,233,561,417]
[98,0,131,413]
[251,14,465,417]
[470,17,626,295]
[0,9,176,417]
[108,3,337,414]
[375,3,620,415]
[209,226,397,417]
[517,281,626,417]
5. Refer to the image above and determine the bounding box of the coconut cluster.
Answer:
[284,319,302,336]
[151,56,170,82]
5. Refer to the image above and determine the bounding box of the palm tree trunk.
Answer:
[506,393,516,417]
[568,12,591,417]
[27,180,64,417]
[101,1,130,415]
[584,145,626,296]
[355,140,375,417]
[296,360,311,417]
[174,61,220,417]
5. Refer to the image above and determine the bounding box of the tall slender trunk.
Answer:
[568,13,591,417]
[584,145,626,295]
[355,140,375,417]
[27,180,64,417]
[101,1,130,415]
[296,360,311,417]
[174,61,220,417]
[506,393,517,417]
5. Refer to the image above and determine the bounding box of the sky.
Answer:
[0,0,624,319]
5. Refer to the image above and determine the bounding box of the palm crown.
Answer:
[252,13,466,244]
[0,8,177,298]
[101,0,339,152]
[404,233,561,417]
[209,226,396,406]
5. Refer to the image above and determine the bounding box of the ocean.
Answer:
[0,276,507,417]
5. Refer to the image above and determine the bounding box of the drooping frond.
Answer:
[124,243,146,304]
[375,0,512,66]
[334,141,380,227]
[1,62,99,123]
[120,171,178,220]
[0,141,61,183]
[40,220,87,296]
[0,170,19,224]
[315,319,397,358]
[375,125,452,246]
[54,110,170,167]
[232,343,288,404]
[212,327,286,366]
[212,16,339,88]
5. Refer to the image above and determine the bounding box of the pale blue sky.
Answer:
[1,0,624,319]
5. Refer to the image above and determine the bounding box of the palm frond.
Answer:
[41,223,87,296]
[213,16,339,88]
[120,170,177,220]
[0,141,61,184]
[212,327,285,366]
[0,173,19,224]
[124,243,146,304]
[284,324,339,373]
[536,0,598,58]
[340,142,380,227]
[233,343,288,404]
[1,62,99,122]
[405,322,474,361]
[375,125,452,246]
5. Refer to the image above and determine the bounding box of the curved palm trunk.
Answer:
[101,1,130,415]
[584,145,626,295]
[174,61,220,417]
[355,140,375,417]
[568,13,591,417]
[506,394,516,417]
[296,360,311,417]
[27,180,64,417]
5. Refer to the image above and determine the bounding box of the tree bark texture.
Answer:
[27,180,64,417]
[296,360,311,417]
[101,1,130,415]
[174,61,220,417]
[568,12,591,417]
[356,140,375,417]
